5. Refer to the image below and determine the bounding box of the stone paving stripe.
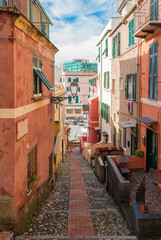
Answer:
[70,182,85,190]
[69,200,89,210]
[15,236,137,240]
[69,190,87,200]
[71,172,82,177]
[68,212,94,236]
[43,208,119,214]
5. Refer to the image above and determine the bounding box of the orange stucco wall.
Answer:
[88,98,99,143]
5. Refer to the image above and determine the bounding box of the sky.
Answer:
[40,0,115,66]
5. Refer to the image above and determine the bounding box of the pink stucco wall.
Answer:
[0,11,56,214]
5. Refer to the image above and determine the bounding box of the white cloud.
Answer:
[40,0,115,65]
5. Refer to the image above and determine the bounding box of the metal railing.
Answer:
[105,0,121,24]
[134,0,161,34]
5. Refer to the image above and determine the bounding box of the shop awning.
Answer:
[88,95,98,102]
[95,127,101,131]
[34,69,54,90]
[101,131,108,136]
[74,107,82,109]
[66,107,73,109]
[136,117,157,124]
[119,121,136,128]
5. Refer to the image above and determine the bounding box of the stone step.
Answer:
[15,235,137,240]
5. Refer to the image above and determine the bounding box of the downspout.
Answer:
[100,43,103,134]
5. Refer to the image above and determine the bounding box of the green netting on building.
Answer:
[63,60,97,74]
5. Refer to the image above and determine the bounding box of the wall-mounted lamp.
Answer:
[51,79,79,104]
[142,135,146,145]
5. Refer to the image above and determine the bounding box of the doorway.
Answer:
[146,128,158,172]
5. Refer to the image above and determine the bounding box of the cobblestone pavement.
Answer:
[16,148,136,240]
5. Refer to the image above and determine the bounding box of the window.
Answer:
[151,0,159,20]
[68,77,71,83]
[149,41,158,100]
[75,108,81,114]
[103,38,108,57]
[104,72,110,89]
[112,37,115,58]
[101,103,110,122]
[49,153,53,177]
[129,19,134,47]
[33,57,42,97]
[68,95,71,104]
[123,128,126,149]
[76,78,79,82]
[66,108,73,114]
[0,0,8,6]
[27,145,37,191]
[75,95,79,103]
[125,73,137,100]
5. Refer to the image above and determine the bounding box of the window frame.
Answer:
[33,56,42,98]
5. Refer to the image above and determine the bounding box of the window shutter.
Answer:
[117,32,120,56]
[112,37,115,58]
[107,71,110,89]
[106,105,109,122]
[129,21,131,46]
[98,47,100,62]
[104,72,106,88]
[78,87,80,92]
[76,95,79,103]
[104,104,106,119]
[76,78,79,82]
[131,19,134,45]
[106,38,108,57]
[125,75,128,99]
[101,103,104,118]
[68,77,71,83]
[133,73,137,100]
[68,95,71,103]
[66,87,68,91]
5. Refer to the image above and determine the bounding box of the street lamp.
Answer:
[51,79,79,104]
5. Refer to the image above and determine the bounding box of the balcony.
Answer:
[134,0,161,38]
[0,0,51,39]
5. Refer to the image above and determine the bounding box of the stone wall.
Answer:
[132,202,161,239]
[106,157,130,205]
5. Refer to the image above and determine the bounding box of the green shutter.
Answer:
[107,72,110,89]
[104,104,106,119]
[106,105,109,122]
[89,87,91,92]
[132,19,134,45]
[101,103,104,118]
[106,38,108,57]
[125,75,129,99]
[117,32,120,56]
[78,87,80,92]
[68,77,71,82]
[66,87,68,91]
[68,95,71,103]
[104,72,106,88]
[76,78,79,82]
[133,73,137,100]
[112,37,115,58]
[129,21,131,46]
[75,95,79,103]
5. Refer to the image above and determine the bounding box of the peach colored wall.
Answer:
[139,31,161,181]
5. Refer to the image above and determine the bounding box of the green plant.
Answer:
[135,149,144,157]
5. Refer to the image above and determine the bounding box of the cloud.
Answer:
[40,0,115,65]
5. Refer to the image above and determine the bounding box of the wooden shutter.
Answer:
[106,105,109,122]
[132,19,134,45]
[125,75,129,99]
[133,73,137,100]
[112,37,115,58]
[107,72,110,89]
[106,38,108,57]
[76,95,79,103]
[117,32,120,55]
[104,104,106,119]
[101,103,104,118]
[129,21,131,46]
[104,72,106,88]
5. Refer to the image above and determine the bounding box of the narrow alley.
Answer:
[16,148,136,240]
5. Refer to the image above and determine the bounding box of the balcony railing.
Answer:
[134,0,161,38]
[0,0,50,39]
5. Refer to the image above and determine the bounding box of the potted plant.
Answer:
[135,149,144,157]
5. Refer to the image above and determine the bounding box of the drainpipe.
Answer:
[100,43,103,135]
